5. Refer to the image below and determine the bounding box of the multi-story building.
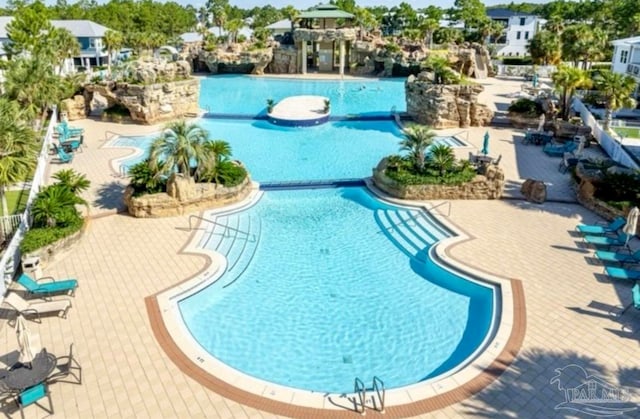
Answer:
[492,14,545,57]
[0,17,111,73]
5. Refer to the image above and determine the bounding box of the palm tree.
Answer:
[103,29,124,75]
[50,27,80,76]
[149,120,211,181]
[428,144,455,176]
[528,31,561,66]
[52,169,90,194]
[200,140,233,183]
[0,99,37,216]
[422,56,457,85]
[399,125,436,172]
[593,70,637,132]
[3,54,60,125]
[419,17,439,49]
[225,18,243,45]
[281,5,299,32]
[31,185,84,228]
[552,65,592,120]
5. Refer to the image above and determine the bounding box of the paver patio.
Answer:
[0,76,637,418]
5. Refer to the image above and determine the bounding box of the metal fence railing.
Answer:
[0,214,23,242]
[0,108,57,294]
[572,98,639,170]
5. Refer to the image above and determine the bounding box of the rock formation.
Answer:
[405,73,494,128]
[200,45,273,75]
[520,179,547,204]
[83,59,199,124]
[268,46,298,74]
[373,158,505,200]
[124,172,253,218]
[61,95,88,121]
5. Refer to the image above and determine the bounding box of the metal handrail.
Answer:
[188,215,253,239]
[426,201,451,217]
[450,130,469,143]
[372,376,385,413]
[354,377,367,415]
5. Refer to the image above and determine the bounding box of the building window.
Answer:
[520,17,526,25]
[525,31,529,40]
[621,50,629,64]
[516,31,521,40]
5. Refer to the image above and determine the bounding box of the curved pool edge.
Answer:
[145,184,527,417]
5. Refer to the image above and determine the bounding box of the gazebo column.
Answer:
[338,39,345,76]
[301,41,307,74]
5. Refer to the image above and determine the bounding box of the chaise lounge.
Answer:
[17,273,78,297]
[577,216,626,235]
[543,141,577,157]
[583,233,632,248]
[604,266,640,282]
[3,293,72,323]
[620,282,640,315]
[595,249,640,266]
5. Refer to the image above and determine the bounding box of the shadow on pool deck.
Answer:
[93,181,127,212]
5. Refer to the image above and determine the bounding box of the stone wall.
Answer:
[372,158,505,200]
[85,78,200,125]
[23,224,86,265]
[268,46,298,74]
[124,174,253,218]
[293,28,357,42]
[200,47,273,75]
[405,73,494,128]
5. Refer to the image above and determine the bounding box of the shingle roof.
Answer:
[300,3,354,19]
[266,19,292,30]
[0,16,110,39]
[611,35,640,46]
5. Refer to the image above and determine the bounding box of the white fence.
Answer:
[0,214,23,241]
[0,108,57,295]
[572,98,639,169]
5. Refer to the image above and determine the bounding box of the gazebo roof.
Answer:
[299,3,354,19]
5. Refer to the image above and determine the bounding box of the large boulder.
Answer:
[405,74,494,128]
[520,179,547,204]
[60,95,87,120]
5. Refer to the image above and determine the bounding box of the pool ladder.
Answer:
[354,376,386,415]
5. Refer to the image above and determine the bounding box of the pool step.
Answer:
[200,213,261,288]
[376,209,446,261]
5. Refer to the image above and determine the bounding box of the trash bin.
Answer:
[21,256,42,279]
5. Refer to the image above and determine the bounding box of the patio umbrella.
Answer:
[537,113,546,132]
[15,315,40,367]
[532,73,538,88]
[481,131,490,155]
[623,207,640,244]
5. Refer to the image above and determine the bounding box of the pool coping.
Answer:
[145,183,526,418]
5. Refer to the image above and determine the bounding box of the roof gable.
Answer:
[0,16,110,39]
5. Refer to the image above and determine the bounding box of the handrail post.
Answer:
[372,376,385,413]
[354,377,366,415]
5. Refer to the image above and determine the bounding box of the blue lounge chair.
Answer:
[53,144,73,164]
[543,141,577,157]
[621,282,640,315]
[58,136,82,153]
[60,120,84,136]
[584,233,631,248]
[577,217,626,235]
[595,249,640,266]
[604,266,640,282]
[17,273,78,297]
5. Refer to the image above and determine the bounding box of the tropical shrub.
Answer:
[199,161,247,187]
[594,171,640,208]
[128,159,166,196]
[385,158,476,185]
[508,98,543,117]
[20,170,89,253]
[501,57,533,65]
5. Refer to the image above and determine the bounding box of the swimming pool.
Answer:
[178,187,496,393]
[199,75,406,116]
[110,119,473,182]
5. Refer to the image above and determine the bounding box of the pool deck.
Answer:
[0,76,638,418]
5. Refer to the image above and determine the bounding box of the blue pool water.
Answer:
[111,119,466,182]
[199,75,406,116]
[179,188,495,393]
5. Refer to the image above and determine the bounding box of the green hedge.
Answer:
[501,57,533,65]
[385,161,476,185]
[20,218,83,254]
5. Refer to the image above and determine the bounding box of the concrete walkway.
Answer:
[0,77,637,418]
